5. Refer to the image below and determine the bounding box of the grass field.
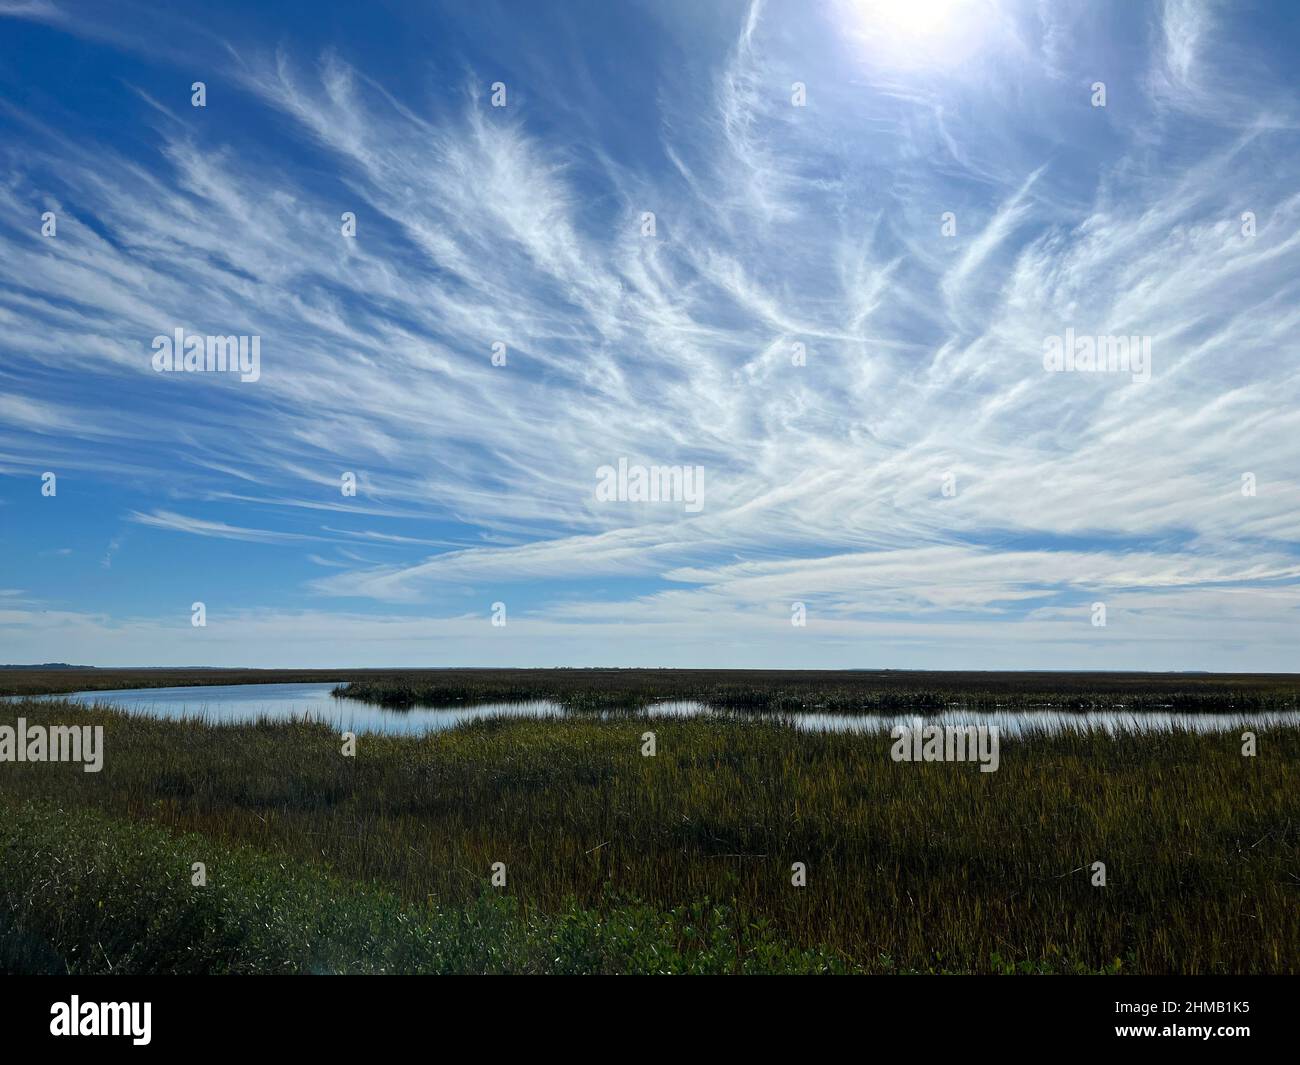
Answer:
[3,669,1297,974]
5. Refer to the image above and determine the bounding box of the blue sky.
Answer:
[1,0,1298,669]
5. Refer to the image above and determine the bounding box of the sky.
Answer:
[0,0,1298,670]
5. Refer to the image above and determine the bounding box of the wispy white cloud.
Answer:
[128,510,322,545]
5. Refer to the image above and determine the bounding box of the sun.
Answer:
[865,0,966,37]
[843,0,995,71]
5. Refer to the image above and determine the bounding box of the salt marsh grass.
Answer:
[2,690,1296,974]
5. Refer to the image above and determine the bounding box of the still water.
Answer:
[17,682,1300,738]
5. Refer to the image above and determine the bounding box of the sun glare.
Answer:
[845,0,993,71]
[867,0,964,37]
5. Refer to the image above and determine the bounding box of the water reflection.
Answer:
[9,682,1300,738]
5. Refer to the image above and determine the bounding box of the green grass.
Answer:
[0,802,851,974]
[3,695,1297,973]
